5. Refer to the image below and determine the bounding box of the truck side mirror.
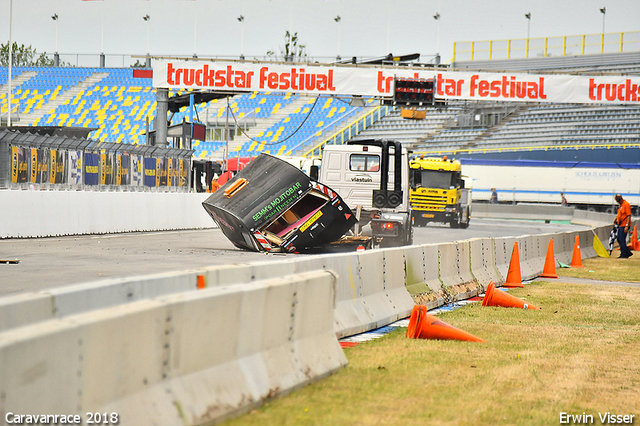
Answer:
[310,165,319,181]
[460,179,465,189]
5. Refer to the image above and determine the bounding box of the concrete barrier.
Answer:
[438,242,479,301]
[472,203,575,222]
[0,270,345,426]
[492,237,511,285]
[0,271,199,332]
[468,238,497,288]
[404,244,445,309]
[0,190,214,238]
[518,236,543,280]
[577,229,597,259]
[571,210,616,227]
[292,250,414,338]
[0,293,53,332]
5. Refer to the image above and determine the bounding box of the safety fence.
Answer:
[0,129,193,191]
[0,217,629,425]
[453,30,640,62]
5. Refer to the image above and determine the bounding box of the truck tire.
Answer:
[460,208,470,229]
[406,223,414,245]
[450,214,461,228]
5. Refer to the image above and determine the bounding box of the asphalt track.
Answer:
[0,218,589,296]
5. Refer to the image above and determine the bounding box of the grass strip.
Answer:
[558,252,640,282]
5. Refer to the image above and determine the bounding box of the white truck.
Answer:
[317,139,414,247]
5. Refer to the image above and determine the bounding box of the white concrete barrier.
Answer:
[404,244,445,309]
[0,190,214,238]
[571,210,616,227]
[438,242,479,301]
[492,237,512,285]
[468,238,497,289]
[292,250,414,338]
[0,271,199,332]
[0,293,53,332]
[472,203,575,221]
[0,271,345,426]
[518,236,542,280]
[577,229,597,259]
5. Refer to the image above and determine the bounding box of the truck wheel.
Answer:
[460,208,470,229]
[450,215,461,228]
[406,224,414,245]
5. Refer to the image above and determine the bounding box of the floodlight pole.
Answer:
[7,0,13,127]
[53,0,59,66]
[433,13,441,64]
[193,0,198,58]
[600,7,606,53]
[525,13,531,58]
[334,15,342,61]
[100,0,105,67]
[386,0,390,54]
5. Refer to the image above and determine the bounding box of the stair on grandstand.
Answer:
[0,71,37,93]
[19,72,110,126]
[0,71,37,123]
[462,104,527,149]
[217,96,312,154]
[352,107,456,147]
[288,103,377,157]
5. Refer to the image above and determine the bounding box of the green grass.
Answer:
[558,252,640,282]
[223,280,640,426]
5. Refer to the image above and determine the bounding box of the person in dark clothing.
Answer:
[614,194,633,258]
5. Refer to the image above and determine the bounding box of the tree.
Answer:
[0,42,54,67]
[267,31,307,62]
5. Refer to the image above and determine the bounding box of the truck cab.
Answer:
[409,155,471,228]
[320,140,413,247]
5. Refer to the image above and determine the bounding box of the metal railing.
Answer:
[453,31,640,62]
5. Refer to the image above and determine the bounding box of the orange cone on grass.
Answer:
[482,281,540,310]
[504,241,524,288]
[540,239,559,278]
[570,235,584,268]
[406,305,485,343]
[628,225,639,251]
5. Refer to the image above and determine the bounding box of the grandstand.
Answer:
[2,31,640,169]
[349,53,640,161]
[0,66,376,160]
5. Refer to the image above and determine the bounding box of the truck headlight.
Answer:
[445,207,456,213]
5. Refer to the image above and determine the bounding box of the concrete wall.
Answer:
[0,190,214,238]
[0,271,346,426]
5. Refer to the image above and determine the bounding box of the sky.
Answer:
[1,0,639,67]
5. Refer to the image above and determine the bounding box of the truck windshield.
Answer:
[412,170,455,189]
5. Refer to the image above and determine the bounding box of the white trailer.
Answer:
[461,159,640,213]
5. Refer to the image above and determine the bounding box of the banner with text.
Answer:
[153,60,640,104]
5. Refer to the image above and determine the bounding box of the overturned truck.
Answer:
[202,153,357,253]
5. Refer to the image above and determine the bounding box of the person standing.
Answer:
[561,192,568,206]
[614,194,633,258]
[490,188,498,204]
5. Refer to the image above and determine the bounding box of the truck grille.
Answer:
[410,194,447,211]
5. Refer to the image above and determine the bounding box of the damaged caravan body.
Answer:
[202,153,357,253]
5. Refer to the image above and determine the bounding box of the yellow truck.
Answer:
[409,155,471,228]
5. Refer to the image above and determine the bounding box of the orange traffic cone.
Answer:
[482,281,540,310]
[540,239,559,278]
[406,304,485,342]
[504,241,524,288]
[570,235,584,268]
[197,274,206,289]
[628,225,639,251]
